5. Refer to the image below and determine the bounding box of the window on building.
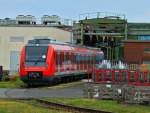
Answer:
[138,36,150,40]
[143,61,150,64]
[10,37,24,42]
[144,48,150,53]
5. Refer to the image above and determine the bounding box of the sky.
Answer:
[0,0,150,23]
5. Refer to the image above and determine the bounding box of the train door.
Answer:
[80,54,83,71]
[71,51,75,72]
[68,51,72,72]
[84,54,87,71]
[60,51,64,72]
[86,54,89,71]
[65,51,70,72]
[55,51,60,72]
[79,54,83,71]
[75,53,80,72]
[83,54,86,71]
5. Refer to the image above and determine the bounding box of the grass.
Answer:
[45,98,150,113]
[0,99,69,113]
[0,75,83,89]
[0,77,26,88]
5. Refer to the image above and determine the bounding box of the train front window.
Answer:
[25,46,48,62]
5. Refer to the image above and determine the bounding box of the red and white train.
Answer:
[19,39,104,85]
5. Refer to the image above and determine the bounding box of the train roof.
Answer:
[26,38,103,54]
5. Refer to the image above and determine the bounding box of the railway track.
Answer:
[17,98,114,113]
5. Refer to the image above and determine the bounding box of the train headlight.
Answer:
[42,55,46,59]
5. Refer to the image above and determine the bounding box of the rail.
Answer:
[35,99,113,113]
[16,98,114,113]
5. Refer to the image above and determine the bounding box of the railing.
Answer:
[79,12,126,20]
[94,69,150,86]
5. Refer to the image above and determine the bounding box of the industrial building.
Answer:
[73,12,127,60]
[123,40,150,64]
[41,15,61,25]
[0,15,72,74]
[16,15,36,25]
[73,12,150,63]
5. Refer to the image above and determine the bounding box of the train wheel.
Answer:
[70,76,74,82]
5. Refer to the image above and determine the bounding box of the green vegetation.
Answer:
[0,77,25,88]
[46,98,150,113]
[0,99,69,113]
[0,75,83,88]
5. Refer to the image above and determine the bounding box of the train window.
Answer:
[69,52,72,64]
[67,52,71,64]
[65,52,68,63]
[90,55,93,64]
[25,46,48,62]
[84,54,87,64]
[61,52,64,65]
[80,54,83,64]
[71,52,74,64]
[89,56,91,64]
[81,54,84,64]
[63,52,66,62]
[87,55,90,64]
[87,56,89,64]
[56,52,60,65]
[96,55,101,63]
[84,55,86,63]
[88,55,90,64]
[88,55,91,64]
[55,52,57,65]
[91,55,94,64]
[78,54,81,63]
[75,53,80,63]
[63,52,65,63]
[68,52,70,61]
[85,54,87,64]
[75,53,77,63]
[80,54,82,62]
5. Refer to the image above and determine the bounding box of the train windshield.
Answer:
[25,46,48,62]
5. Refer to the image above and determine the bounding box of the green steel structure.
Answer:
[73,12,127,60]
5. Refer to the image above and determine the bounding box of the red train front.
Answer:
[20,39,104,85]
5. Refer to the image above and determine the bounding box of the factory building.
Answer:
[0,18,16,25]
[73,12,150,63]
[123,40,150,64]
[16,15,36,25]
[41,15,61,25]
[73,12,127,60]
